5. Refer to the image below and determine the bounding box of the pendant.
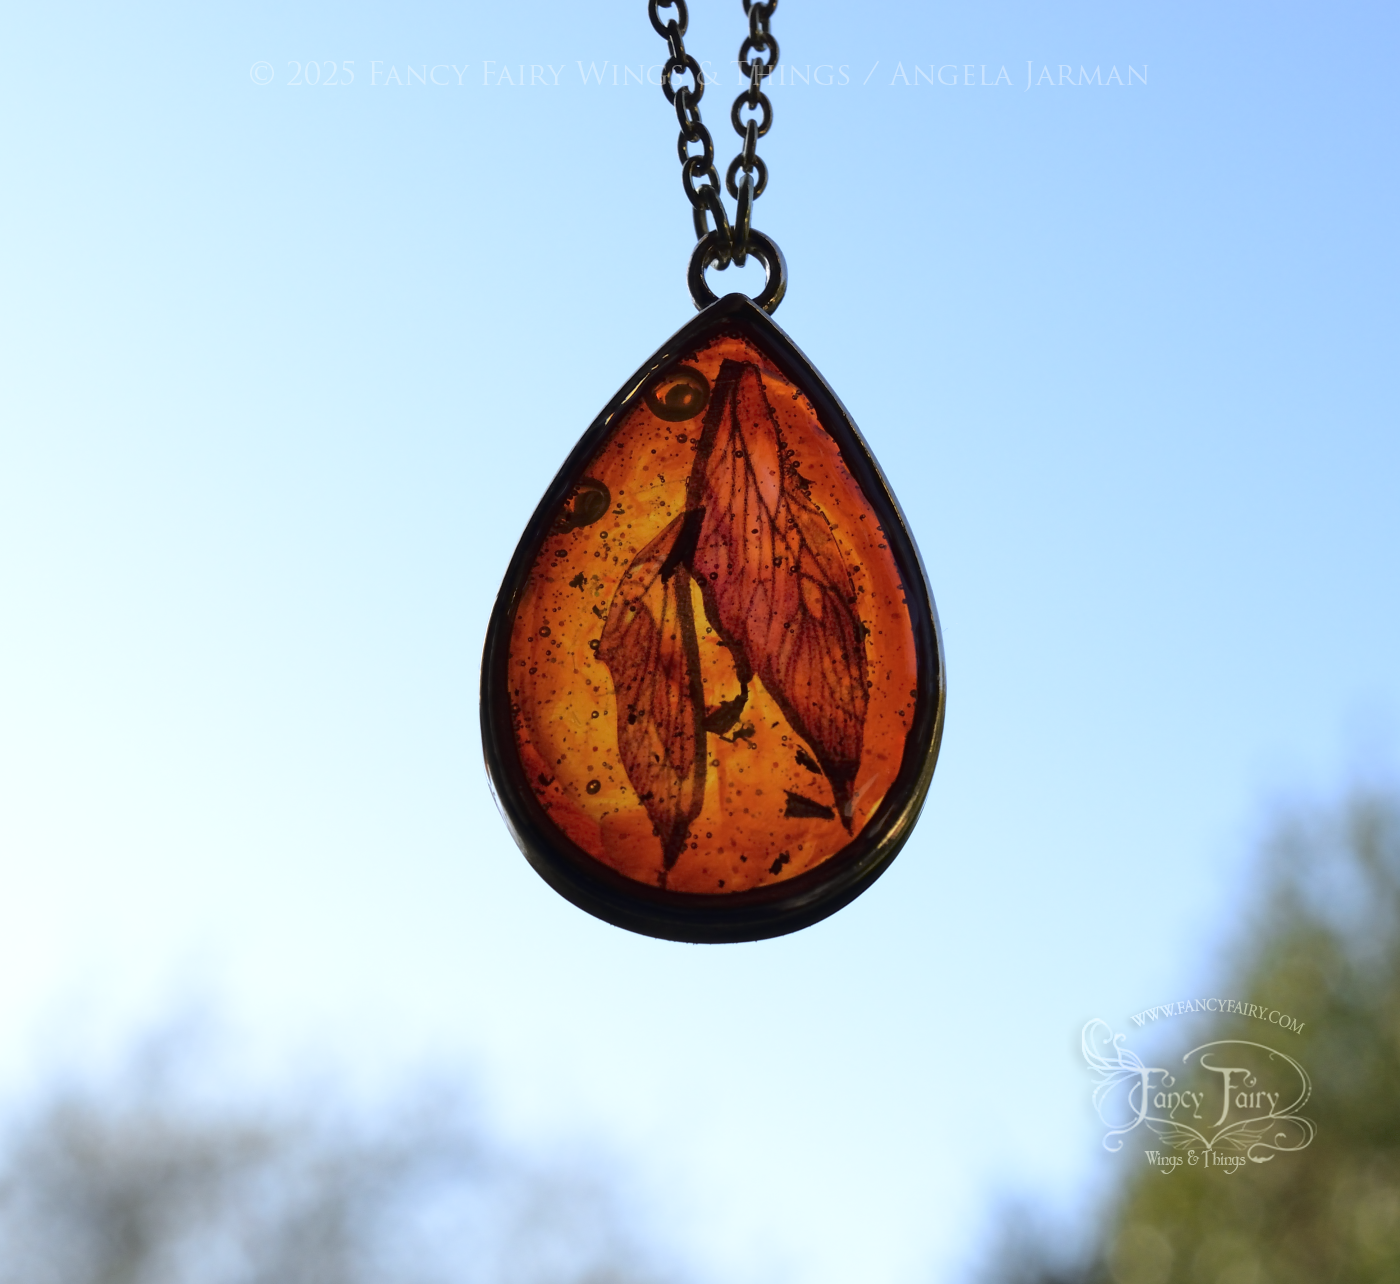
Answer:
[481,235,945,942]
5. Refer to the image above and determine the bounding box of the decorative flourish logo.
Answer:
[1082,1019,1316,1173]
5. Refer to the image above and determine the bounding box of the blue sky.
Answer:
[2,1,1397,1281]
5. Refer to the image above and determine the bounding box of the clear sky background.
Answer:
[2,1,1397,1281]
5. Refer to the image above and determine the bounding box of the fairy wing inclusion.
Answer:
[490,300,938,916]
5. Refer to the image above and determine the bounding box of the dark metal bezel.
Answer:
[480,293,946,943]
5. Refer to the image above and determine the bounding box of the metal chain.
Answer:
[649,0,777,268]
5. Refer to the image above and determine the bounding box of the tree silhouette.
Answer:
[0,1035,683,1284]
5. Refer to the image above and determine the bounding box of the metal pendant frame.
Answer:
[481,292,945,943]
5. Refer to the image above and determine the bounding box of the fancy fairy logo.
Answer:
[1082,1017,1316,1173]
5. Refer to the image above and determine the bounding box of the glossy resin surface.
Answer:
[482,294,943,941]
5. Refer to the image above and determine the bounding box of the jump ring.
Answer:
[687,228,786,314]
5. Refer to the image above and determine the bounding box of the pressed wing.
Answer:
[688,359,869,827]
[597,512,707,873]
[490,296,940,928]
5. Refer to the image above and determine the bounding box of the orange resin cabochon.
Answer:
[504,326,920,894]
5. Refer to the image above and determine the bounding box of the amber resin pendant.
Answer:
[481,287,945,942]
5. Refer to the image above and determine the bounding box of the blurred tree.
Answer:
[0,1037,681,1284]
[974,788,1400,1284]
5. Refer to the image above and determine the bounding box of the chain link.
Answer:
[648,0,776,268]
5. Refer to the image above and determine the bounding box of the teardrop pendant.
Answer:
[481,290,945,942]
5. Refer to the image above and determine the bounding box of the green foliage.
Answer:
[982,790,1400,1284]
